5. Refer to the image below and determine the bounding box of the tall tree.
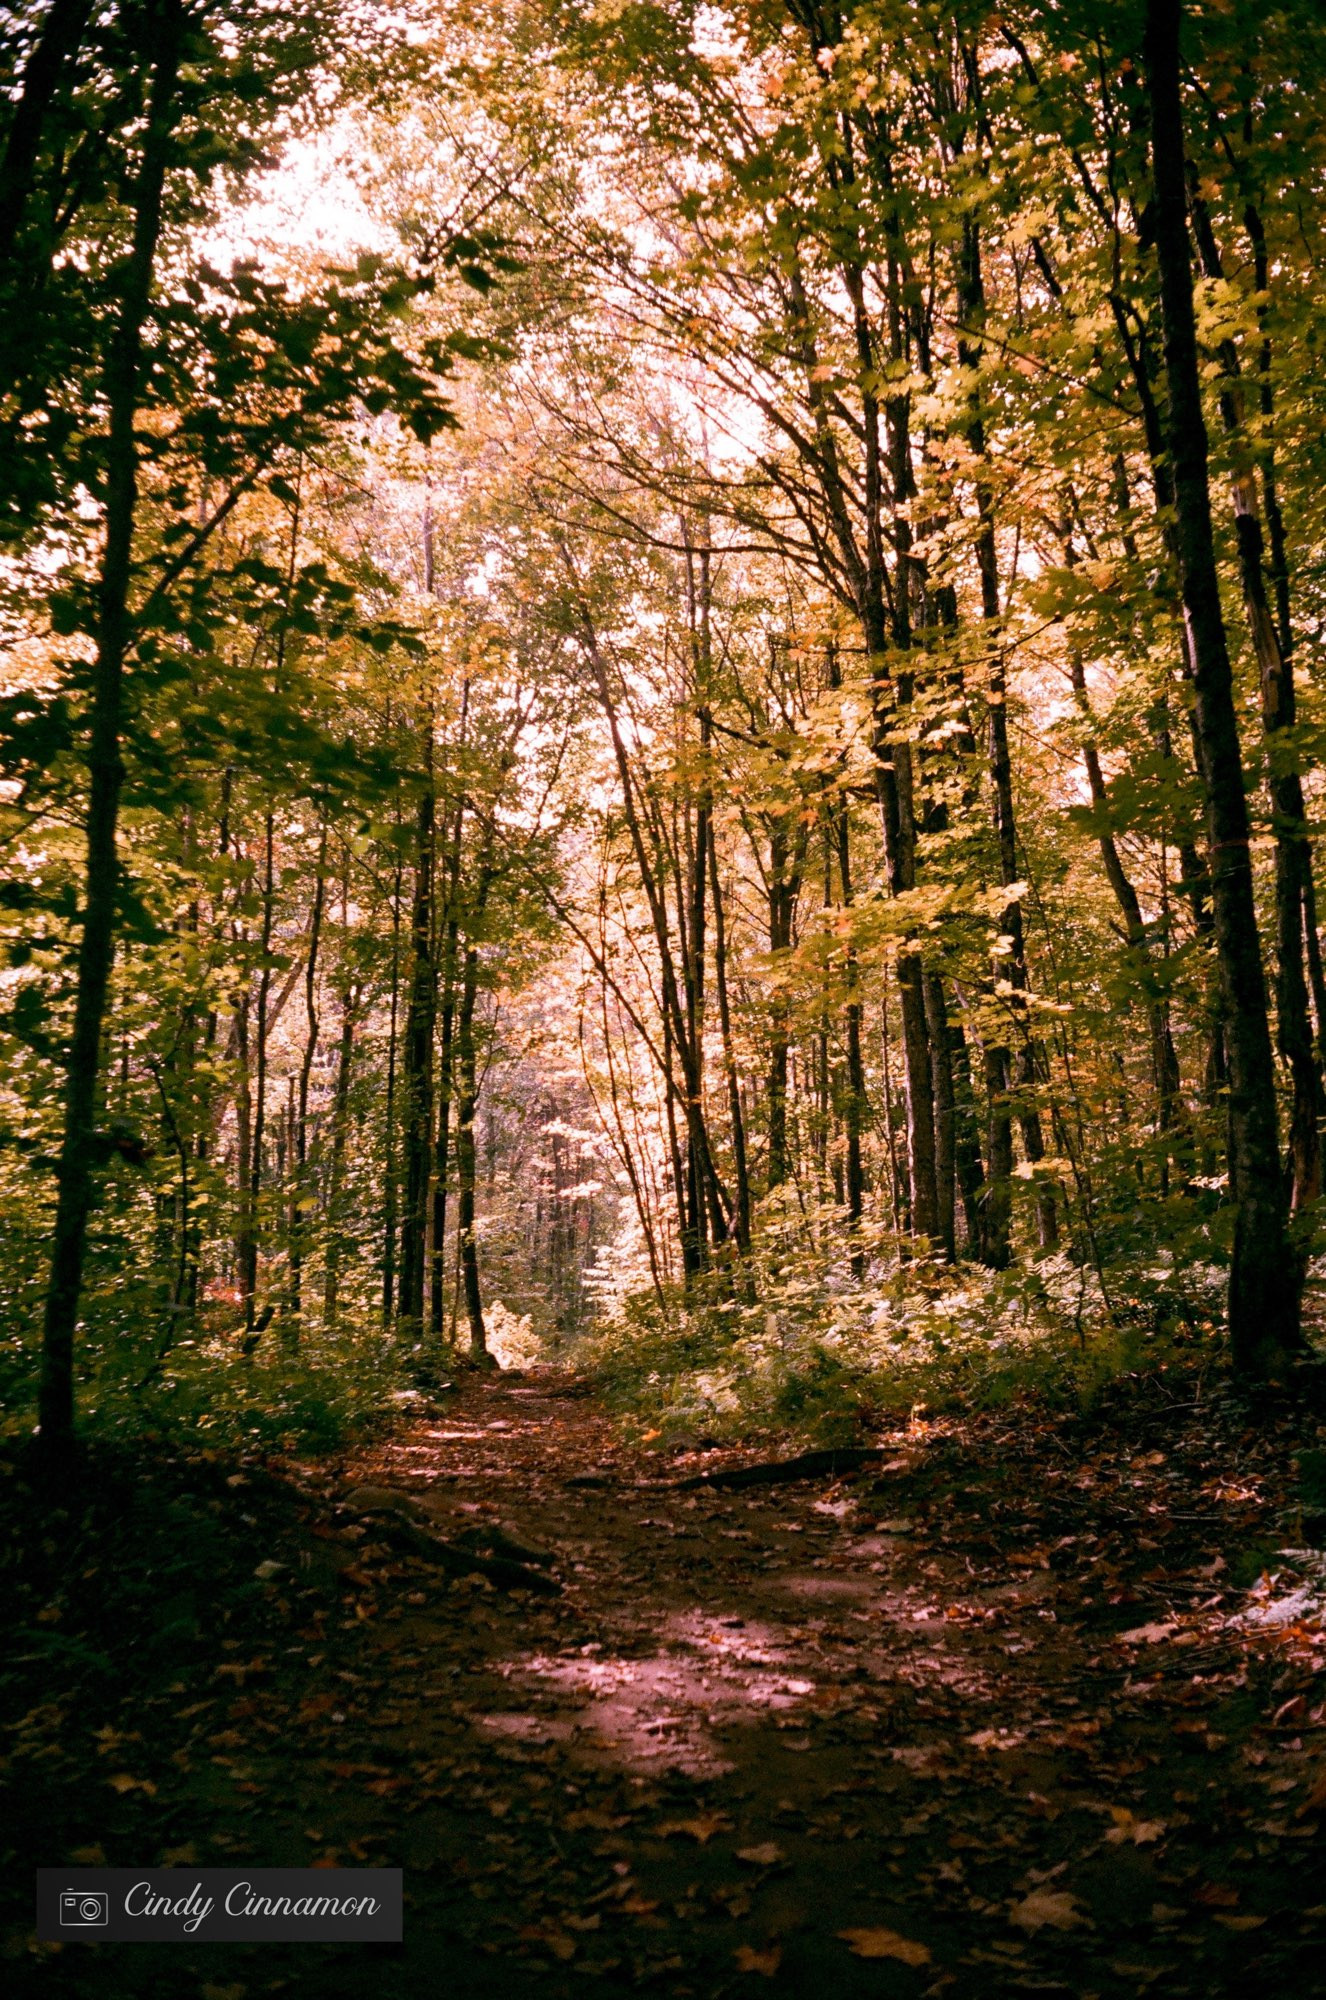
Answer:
[1144,0,1299,1371]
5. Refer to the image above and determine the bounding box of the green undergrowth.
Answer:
[0,1316,456,1456]
[582,1236,1230,1448]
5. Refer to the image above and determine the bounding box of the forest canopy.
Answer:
[4,0,1326,1454]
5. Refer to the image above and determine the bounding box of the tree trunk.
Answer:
[1187,188,1322,1220]
[956,209,1056,1252]
[1070,646,1183,1171]
[455,942,486,1361]
[430,786,465,1341]
[1145,0,1299,1370]
[380,845,403,1324]
[287,823,326,1341]
[765,820,798,1190]
[397,708,435,1335]
[38,0,182,1447]
[322,975,357,1329]
[240,811,276,1348]
[708,828,751,1255]
[922,971,957,1262]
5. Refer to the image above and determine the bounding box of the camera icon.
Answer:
[59,1889,109,1928]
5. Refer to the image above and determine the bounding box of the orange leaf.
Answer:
[734,1944,783,1975]
[838,1926,932,1965]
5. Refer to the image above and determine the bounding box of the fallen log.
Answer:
[666,1446,900,1492]
[340,1486,561,1595]
[451,1522,555,1569]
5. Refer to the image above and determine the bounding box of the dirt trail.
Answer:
[8,1370,1326,1997]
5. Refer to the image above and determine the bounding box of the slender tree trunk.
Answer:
[576,602,730,1270]
[765,822,797,1190]
[455,942,486,1362]
[828,793,867,1272]
[397,707,435,1334]
[1070,647,1183,1169]
[880,977,907,1239]
[430,951,457,1340]
[380,845,403,1324]
[708,830,751,1255]
[956,210,1056,1252]
[240,811,275,1346]
[287,823,326,1341]
[1187,190,1322,1219]
[922,971,957,1262]
[233,984,253,1310]
[37,1,182,1446]
[1146,0,1299,1369]
[323,977,357,1329]
[873,299,939,1244]
[948,1003,988,1255]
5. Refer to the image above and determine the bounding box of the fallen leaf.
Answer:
[1105,1809,1166,1846]
[161,1843,198,1866]
[69,1845,105,1865]
[1193,1882,1238,1909]
[734,1944,782,1975]
[1117,1622,1176,1646]
[736,1843,785,1868]
[657,1813,730,1845]
[1010,1889,1084,1933]
[1213,1915,1266,1932]
[1297,1769,1326,1818]
[106,1773,157,1796]
[838,1926,932,1965]
[200,1986,246,2000]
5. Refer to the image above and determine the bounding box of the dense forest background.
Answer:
[5,0,1326,1456]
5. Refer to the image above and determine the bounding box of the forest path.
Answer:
[8,1369,1326,1999]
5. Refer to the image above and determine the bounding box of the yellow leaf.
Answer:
[736,1843,784,1868]
[106,1773,157,1796]
[838,1926,932,1965]
[658,1813,730,1844]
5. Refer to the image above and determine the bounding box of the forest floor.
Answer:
[3,1362,1326,1999]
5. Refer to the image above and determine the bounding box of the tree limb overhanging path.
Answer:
[5,1368,1325,1998]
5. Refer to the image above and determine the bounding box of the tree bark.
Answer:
[1187,187,1322,1220]
[239,811,276,1348]
[1145,0,1299,1369]
[287,822,326,1340]
[455,942,486,1361]
[380,841,403,1324]
[38,0,182,1445]
[322,972,357,1329]
[396,706,436,1335]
